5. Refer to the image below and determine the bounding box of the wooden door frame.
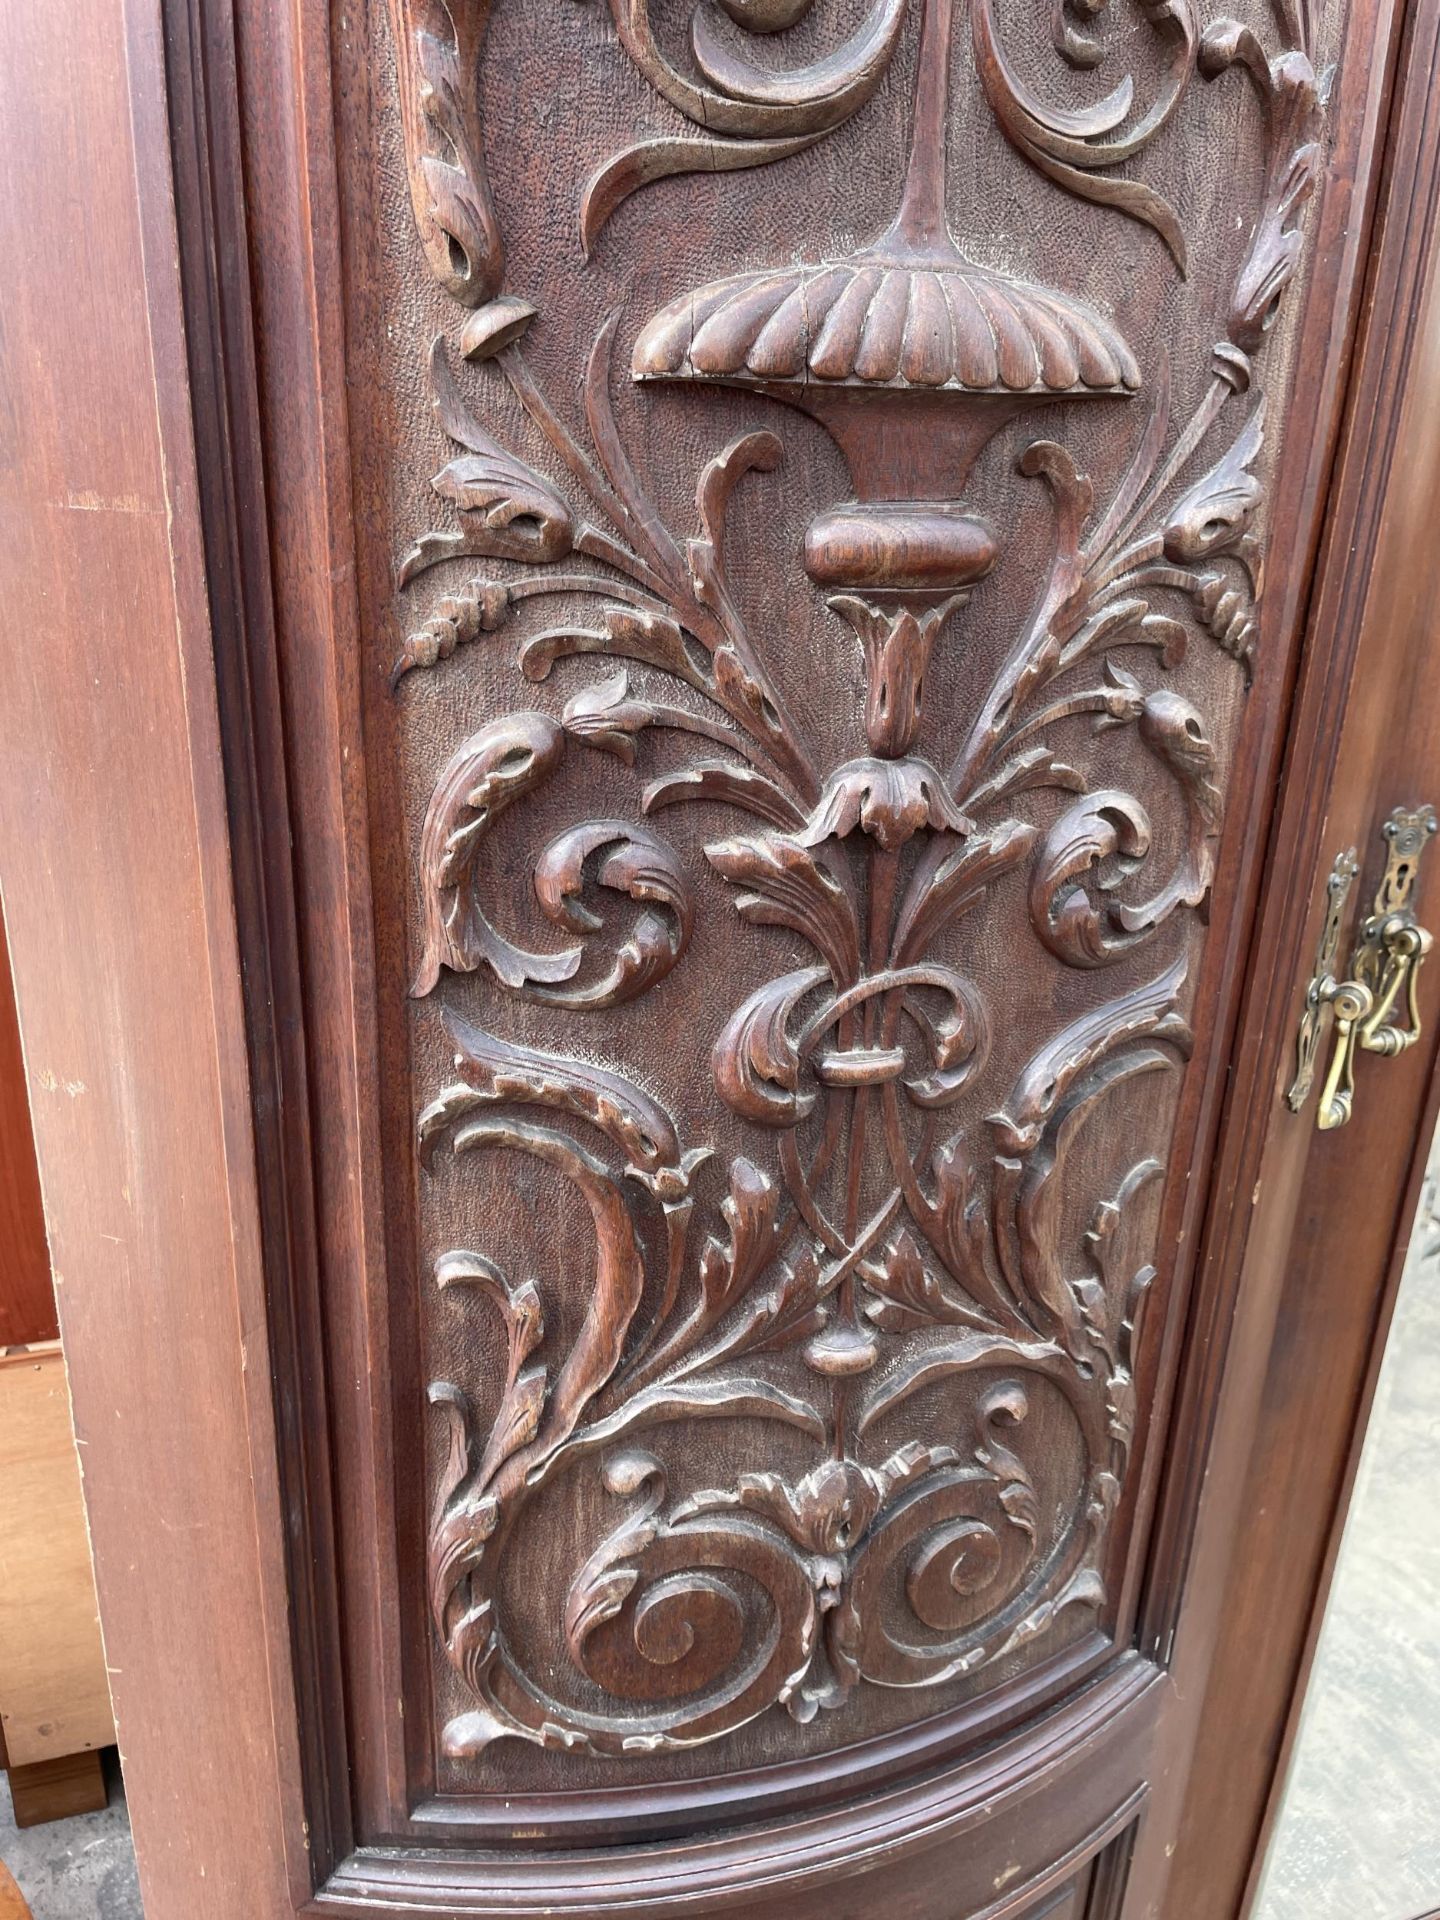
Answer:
[0,1,1437,1916]
[0,0,303,1910]
[1150,4,1440,1907]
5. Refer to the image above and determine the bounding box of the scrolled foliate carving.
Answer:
[388,0,504,308]
[399,277,1198,1745]
[390,0,916,367]
[384,0,1332,1767]
[974,0,1199,267]
[1199,26,1323,356]
[411,710,693,1009]
[579,0,911,255]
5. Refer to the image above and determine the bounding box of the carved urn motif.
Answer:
[382,0,1320,1769]
[635,0,1139,760]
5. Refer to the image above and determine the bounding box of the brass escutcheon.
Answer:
[1287,804,1437,1130]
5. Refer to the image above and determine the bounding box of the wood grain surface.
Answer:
[1,0,1436,1914]
[0,1347,111,1772]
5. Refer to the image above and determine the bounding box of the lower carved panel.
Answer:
[421,973,1175,1764]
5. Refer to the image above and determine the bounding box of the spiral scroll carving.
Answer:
[389,0,1328,1760]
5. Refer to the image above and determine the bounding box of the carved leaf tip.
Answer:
[460,295,538,362]
[562,670,651,765]
[391,578,514,689]
[405,338,575,581]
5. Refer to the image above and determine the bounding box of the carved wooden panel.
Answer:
[327,0,1344,1843]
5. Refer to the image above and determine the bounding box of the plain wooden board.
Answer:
[0,1345,113,1769]
[6,1750,107,1830]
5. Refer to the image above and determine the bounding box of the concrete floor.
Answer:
[0,1753,141,1919]
[1255,1139,1440,1920]
[1,1150,1435,1920]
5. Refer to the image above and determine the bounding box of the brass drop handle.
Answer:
[1288,804,1436,1130]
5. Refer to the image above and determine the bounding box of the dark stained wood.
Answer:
[2,0,1439,1917]
[312,1661,1156,1913]
[0,898,55,1347]
[327,0,1356,1833]
[159,0,353,1871]
[5,1751,106,1830]
[304,0,1406,1864]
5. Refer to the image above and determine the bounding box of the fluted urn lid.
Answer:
[632,0,1138,406]
[633,256,1140,397]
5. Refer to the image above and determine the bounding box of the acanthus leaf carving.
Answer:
[1163,398,1267,588]
[712,967,829,1129]
[1199,27,1322,356]
[401,341,576,584]
[411,716,693,1008]
[972,0,1199,268]
[990,957,1193,1157]
[704,835,861,985]
[580,0,910,249]
[412,712,576,998]
[1118,690,1224,932]
[531,821,694,1010]
[419,1013,703,1197]
[697,1158,785,1328]
[798,756,973,856]
[386,0,1330,1765]
[1029,790,1155,968]
[389,0,504,309]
